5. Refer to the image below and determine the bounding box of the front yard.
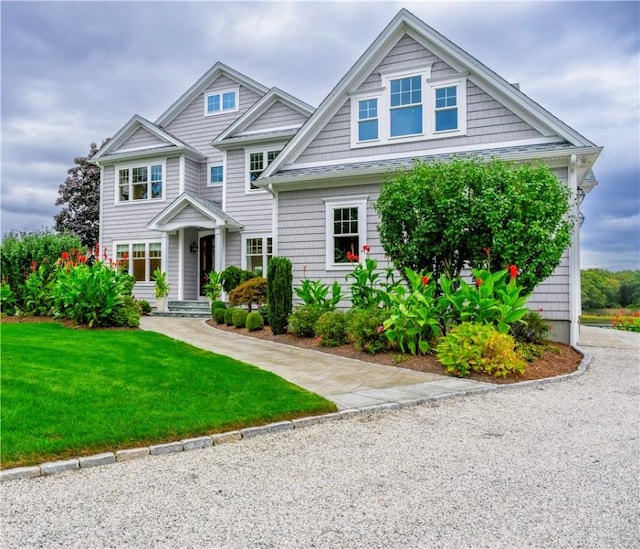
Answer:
[1,321,335,468]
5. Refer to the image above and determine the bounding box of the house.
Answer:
[92,8,601,345]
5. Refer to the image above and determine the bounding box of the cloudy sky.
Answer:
[1,1,638,271]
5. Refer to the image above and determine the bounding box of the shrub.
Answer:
[258,304,270,326]
[229,277,267,311]
[245,311,265,331]
[436,322,525,378]
[516,342,545,362]
[0,229,82,305]
[346,307,392,355]
[232,308,248,329]
[213,308,227,324]
[267,257,292,335]
[510,311,550,343]
[315,311,348,346]
[137,300,152,315]
[210,300,227,317]
[612,310,640,332]
[106,296,141,328]
[288,305,322,338]
[224,307,239,326]
[220,266,255,293]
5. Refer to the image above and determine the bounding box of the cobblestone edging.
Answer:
[0,351,592,482]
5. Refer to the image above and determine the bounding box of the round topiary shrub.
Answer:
[245,311,265,331]
[137,299,152,315]
[315,310,348,346]
[210,300,227,317]
[224,307,238,326]
[214,308,226,324]
[232,308,248,329]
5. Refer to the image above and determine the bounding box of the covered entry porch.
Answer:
[146,193,242,301]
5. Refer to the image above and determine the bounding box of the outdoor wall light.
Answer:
[189,241,198,253]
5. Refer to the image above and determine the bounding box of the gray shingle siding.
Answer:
[184,157,200,195]
[245,102,308,132]
[118,126,165,150]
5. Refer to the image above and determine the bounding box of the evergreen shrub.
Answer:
[267,257,292,335]
[245,311,265,331]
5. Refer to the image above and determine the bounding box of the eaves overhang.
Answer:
[146,193,242,232]
[90,146,206,167]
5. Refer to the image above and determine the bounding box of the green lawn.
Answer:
[1,322,336,468]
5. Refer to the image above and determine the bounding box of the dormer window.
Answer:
[204,87,239,116]
[434,86,458,132]
[390,75,422,137]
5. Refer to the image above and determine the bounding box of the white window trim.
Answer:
[323,196,368,271]
[204,86,239,116]
[350,66,467,148]
[114,160,166,205]
[245,147,281,194]
[112,240,164,285]
[241,234,273,274]
[208,160,225,187]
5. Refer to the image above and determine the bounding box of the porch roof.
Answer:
[146,193,242,232]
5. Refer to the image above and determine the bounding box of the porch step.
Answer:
[153,300,212,318]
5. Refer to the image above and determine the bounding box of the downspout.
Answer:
[568,154,579,346]
[270,184,278,257]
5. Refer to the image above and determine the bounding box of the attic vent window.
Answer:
[204,87,239,116]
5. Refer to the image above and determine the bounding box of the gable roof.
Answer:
[261,8,598,179]
[211,87,314,149]
[155,62,270,128]
[146,192,242,232]
[92,115,205,164]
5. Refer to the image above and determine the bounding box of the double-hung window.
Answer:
[247,149,280,191]
[358,99,378,141]
[244,236,273,276]
[117,162,164,202]
[115,242,162,282]
[324,196,368,270]
[390,75,422,137]
[434,85,458,132]
[204,87,238,116]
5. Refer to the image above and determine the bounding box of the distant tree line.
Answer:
[581,269,640,310]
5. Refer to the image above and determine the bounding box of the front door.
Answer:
[199,235,215,296]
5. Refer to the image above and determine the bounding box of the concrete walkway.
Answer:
[139,316,494,409]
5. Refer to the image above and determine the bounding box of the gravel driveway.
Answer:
[1,327,638,548]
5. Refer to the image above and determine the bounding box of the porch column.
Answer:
[178,229,184,300]
[215,227,225,272]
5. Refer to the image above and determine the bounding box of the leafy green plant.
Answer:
[258,304,270,326]
[210,300,227,317]
[267,257,292,335]
[106,295,141,328]
[516,341,545,362]
[315,311,348,347]
[510,310,550,343]
[21,264,55,316]
[294,279,343,313]
[612,310,640,332]
[229,277,267,311]
[288,305,322,338]
[220,266,255,293]
[346,307,392,355]
[52,260,128,327]
[203,271,222,301]
[232,308,248,329]
[0,281,17,316]
[152,268,170,298]
[245,311,265,331]
[439,267,529,334]
[213,308,227,324]
[383,269,441,355]
[436,322,525,378]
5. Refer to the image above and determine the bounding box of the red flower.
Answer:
[482,247,490,256]
[30,260,38,272]
[376,325,385,333]
[123,253,129,261]
[476,278,483,287]
[79,255,86,263]
[508,264,518,279]
[346,251,359,262]
[61,251,70,261]
[421,275,429,286]
[361,244,370,253]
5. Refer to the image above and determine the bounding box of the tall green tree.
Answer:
[54,138,110,247]
[375,158,574,294]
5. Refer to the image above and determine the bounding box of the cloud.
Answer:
[1,1,638,272]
